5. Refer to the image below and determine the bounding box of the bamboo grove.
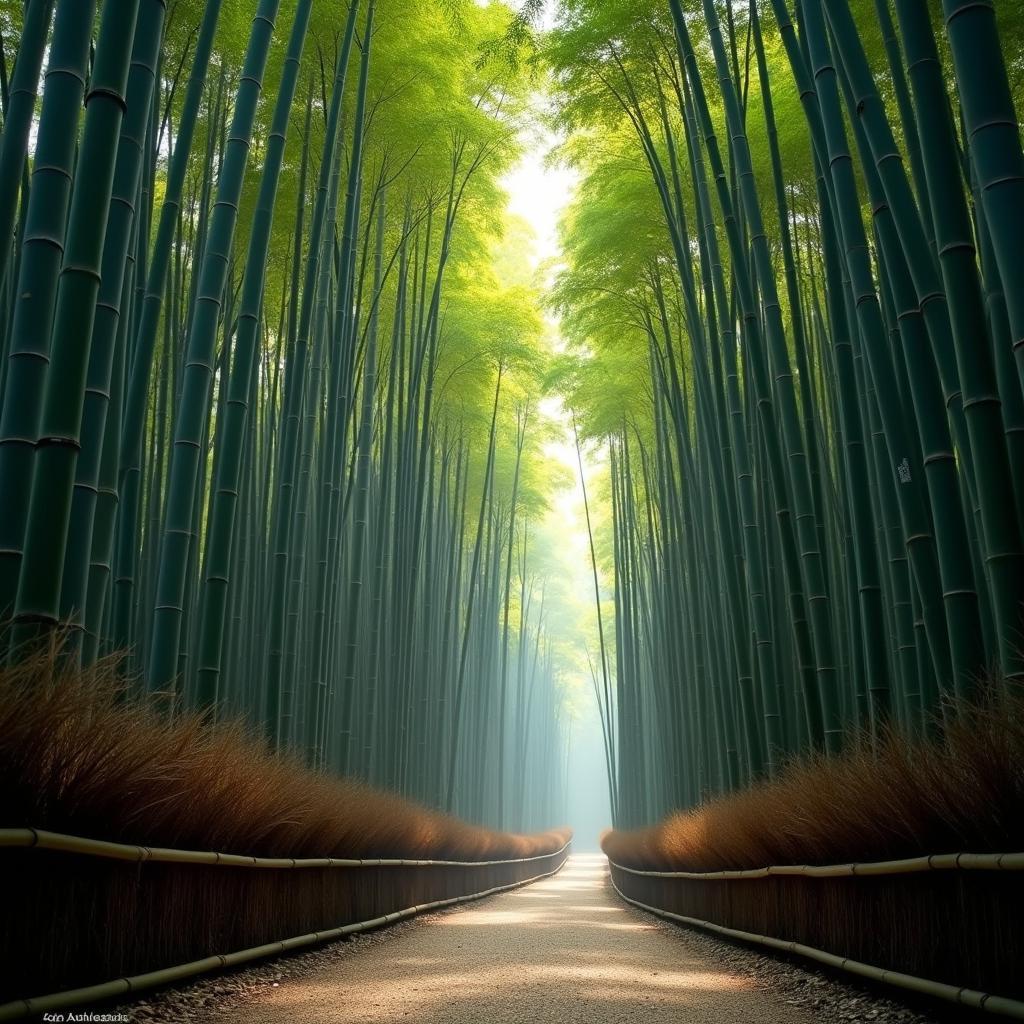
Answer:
[550,0,1024,826]
[0,0,571,832]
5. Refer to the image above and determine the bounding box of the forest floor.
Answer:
[127,852,925,1024]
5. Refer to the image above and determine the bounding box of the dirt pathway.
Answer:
[213,854,810,1024]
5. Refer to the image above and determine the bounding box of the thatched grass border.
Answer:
[0,839,570,1018]
[607,857,1024,1018]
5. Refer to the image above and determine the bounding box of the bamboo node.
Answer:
[84,86,129,114]
[36,436,82,452]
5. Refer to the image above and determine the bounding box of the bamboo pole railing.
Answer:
[0,830,571,1021]
[0,827,570,869]
[609,850,1024,879]
[606,853,1024,1021]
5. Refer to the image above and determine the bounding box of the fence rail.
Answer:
[0,827,570,869]
[607,854,1024,1021]
[609,849,1024,879]
[0,830,571,1020]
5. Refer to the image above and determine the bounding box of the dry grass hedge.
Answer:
[0,647,569,861]
[603,691,1024,871]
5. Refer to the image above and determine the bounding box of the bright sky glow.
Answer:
[499,104,592,645]
[499,75,613,843]
[503,125,577,274]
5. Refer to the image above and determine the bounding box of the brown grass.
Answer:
[603,691,1024,871]
[0,647,569,861]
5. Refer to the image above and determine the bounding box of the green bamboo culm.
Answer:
[10,0,143,647]
[263,0,360,747]
[941,0,1024,399]
[822,0,1019,695]
[0,0,55,296]
[889,0,1024,685]
[4,0,1018,843]
[796,0,958,714]
[672,0,832,749]
[0,0,98,636]
[112,0,225,656]
[332,0,377,774]
[148,0,282,690]
[59,0,169,654]
[0,0,574,835]
[545,0,1024,820]
[194,0,314,709]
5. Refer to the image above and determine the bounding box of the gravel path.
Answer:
[121,853,945,1024]
[207,853,812,1024]
[630,895,943,1024]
